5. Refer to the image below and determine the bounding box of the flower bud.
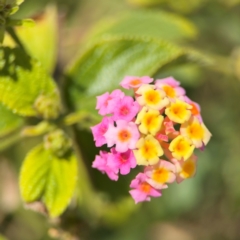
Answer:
[34,93,61,120]
[44,129,72,157]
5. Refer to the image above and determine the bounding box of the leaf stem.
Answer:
[6,27,25,50]
[63,111,100,127]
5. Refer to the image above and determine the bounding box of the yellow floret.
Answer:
[165,100,192,123]
[169,135,194,161]
[181,117,212,148]
[133,135,163,166]
[136,84,169,110]
[135,107,163,135]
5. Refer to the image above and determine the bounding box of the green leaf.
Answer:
[16,5,58,73]
[127,0,164,6]
[128,0,204,13]
[0,102,23,137]
[66,37,183,111]
[43,151,78,218]
[9,6,19,15]
[88,10,197,43]
[0,47,60,118]
[20,144,50,202]
[7,0,24,6]
[20,144,78,217]
[6,18,35,27]
[4,5,58,73]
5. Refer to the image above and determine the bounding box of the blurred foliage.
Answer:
[0,0,25,43]
[87,10,198,42]
[4,5,58,73]
[0,102,23,137]
[66,37,183,113]
[0,234,7,240]
[0,0,240,240]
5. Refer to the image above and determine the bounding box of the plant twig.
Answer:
[6,27,25,50]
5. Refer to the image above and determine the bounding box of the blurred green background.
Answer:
[1,0,240,239]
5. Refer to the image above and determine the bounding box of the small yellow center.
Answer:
[175,139,190,153]
[187,123,204,139]
[144,90,161,105]
[130,79,141,86]
[144,113,158,129]
[141,140,158,159]
[166,101,192,124]
[118,130,131,142]
[182,161,195,178]
[169,136,194,161]
[163,85,176,98]
[140,182,151,193]
[152,168,170,183]
[171,103,186,117]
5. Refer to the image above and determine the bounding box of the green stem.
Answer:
[6,27,25,50]
[63,111,100,127]
[0,130,23,151]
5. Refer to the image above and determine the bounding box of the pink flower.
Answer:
[162,117,179,139]
[108,148,137,175]
[96,89,125,115]
[112,96,140,121]
[155,133,168,142]
[120,76,153,90]
[92,76,212,203]
[156,76,181,87]
[91,117,114,147]
[155,76,185,99]
[129,173,161,203]
[92,151,118,181]
[104,120,140,152]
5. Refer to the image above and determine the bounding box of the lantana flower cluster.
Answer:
[91,76,211,203]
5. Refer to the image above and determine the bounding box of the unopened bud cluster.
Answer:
[91,76,211,203]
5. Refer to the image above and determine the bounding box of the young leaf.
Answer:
[0,47,60,118]
[20,144,78,217]
[0,102,23,137]
[43,152,78,218]
[66,37,183,110]
[88,10,197,43]
[20,144,50,202]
